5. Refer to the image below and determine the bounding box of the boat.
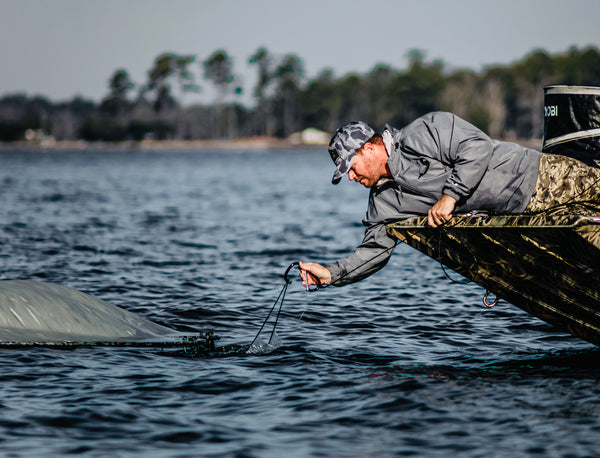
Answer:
[388,85,600,346]
[387,205,600,346]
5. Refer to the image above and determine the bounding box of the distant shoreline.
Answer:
[0,136,543,152]
[0,136,329,152]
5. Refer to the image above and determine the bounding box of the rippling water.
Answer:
[0,148,599,457]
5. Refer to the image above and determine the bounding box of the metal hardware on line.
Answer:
[483,290,498,308]
[284,262,299,284]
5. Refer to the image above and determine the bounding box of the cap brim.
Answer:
[331,153,354,185]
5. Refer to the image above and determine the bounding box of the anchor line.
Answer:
[249,262,297,347]
[249,281,288,347]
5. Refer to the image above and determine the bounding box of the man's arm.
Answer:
[300,223,397,287]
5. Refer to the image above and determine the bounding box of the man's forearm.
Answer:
[327,224,397,286]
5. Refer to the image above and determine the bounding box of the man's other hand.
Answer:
[427,194,457,228]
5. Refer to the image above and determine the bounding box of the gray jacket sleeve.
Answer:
[326,180,403,286]
[326,222,397,286]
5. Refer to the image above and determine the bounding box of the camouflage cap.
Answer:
[328,121,375,184]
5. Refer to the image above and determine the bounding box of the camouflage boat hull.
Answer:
[387,204,600,346]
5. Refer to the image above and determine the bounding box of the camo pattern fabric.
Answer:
[329,121,375,184]
[524,153,600,213]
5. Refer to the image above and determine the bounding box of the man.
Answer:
[300,111,600,288]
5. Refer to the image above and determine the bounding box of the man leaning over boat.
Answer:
[299,111,600,288]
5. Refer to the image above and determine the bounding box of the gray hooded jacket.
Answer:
[327,112,541,286]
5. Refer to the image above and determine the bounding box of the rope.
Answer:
[249,281,288,347]
[249,263,296,347]
[437,227,473,285]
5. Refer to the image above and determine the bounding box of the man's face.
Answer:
[347,146,382,188]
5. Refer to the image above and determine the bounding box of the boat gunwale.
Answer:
[386,214,600,231]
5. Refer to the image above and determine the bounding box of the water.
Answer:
[0,148,599,457]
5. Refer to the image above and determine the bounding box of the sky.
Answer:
[1,0,598,106]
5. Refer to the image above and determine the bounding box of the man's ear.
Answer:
[360,142,374,155]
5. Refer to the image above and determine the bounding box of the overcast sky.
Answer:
[1,0,598,105]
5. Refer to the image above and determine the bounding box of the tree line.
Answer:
[1,45,599,143]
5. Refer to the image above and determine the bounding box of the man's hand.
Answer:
[428,194,457,228]
[298,262,332,288]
